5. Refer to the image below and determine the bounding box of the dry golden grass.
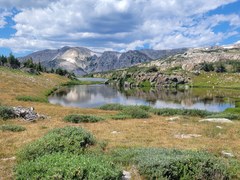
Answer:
[1,67,240,179]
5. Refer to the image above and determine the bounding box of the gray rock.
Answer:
[174,134,202,139]
[221,151,234,158]
[122,170,131,180]
[12,106,46,121]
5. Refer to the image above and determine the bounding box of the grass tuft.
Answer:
[0,124,26,132]
[151,108,213,117]
[99,103,124,111]
[16,96,48,103]
[64,114,105,123]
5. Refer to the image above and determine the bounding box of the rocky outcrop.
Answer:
[141,44,240,71]
[108,71,190,88]
[13,107,46,121]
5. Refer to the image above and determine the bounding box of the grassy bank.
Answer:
[1,67,240,179]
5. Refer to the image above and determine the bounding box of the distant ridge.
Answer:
[19,46,187,75]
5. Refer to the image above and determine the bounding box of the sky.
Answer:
[0,0,239,57]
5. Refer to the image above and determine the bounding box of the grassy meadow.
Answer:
[1,67,240,179]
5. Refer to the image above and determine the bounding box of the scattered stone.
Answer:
[111,131,120,134]
[174,134,202,139]
[1,156,16,161]
[167,116,180,121]
[122,170,131,180]
[216,126,223,129]
[199,118,233,123]
[221,151,234,158]
[13,106,46,122]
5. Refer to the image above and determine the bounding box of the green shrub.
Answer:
[18,126,96,161]
[138,105,152,111]
[16,96,47,103]
[15,153,122,180]
[236,101,240,108]
[112,148,240,180]
[0,106,15,120]
[0,124,26,132]
[224,107,240,114]
[151,108,213,117]
[207,112,240,120]
[64,114,105,123]
[122,106,150,119]
[111,114,131,120]
[99,104,124,111]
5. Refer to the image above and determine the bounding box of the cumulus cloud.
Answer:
[0,0,239,52]
[0,11,11,28]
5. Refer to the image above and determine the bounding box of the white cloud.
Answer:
[0,11,11,28]
[0,0,239,52]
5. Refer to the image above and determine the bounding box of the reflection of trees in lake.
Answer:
[120,87,235,106]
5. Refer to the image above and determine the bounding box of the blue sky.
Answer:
[0,0,239,57]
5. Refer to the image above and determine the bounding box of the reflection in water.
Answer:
[48,84,236,112]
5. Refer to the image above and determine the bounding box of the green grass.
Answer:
[64,114,105,123]
[15,153,122,180]
[112,148,240,180]
[61,80,102,86]
[151,108,213,117]
[111,114,132,120]
[16,95,48,103]
[99,104,125,111]
[0,106,16,120]
[207,112,240,120]
[17,126,96,162]
[0,124,26,132]
[121,106,150,119]
[192,72,240,89]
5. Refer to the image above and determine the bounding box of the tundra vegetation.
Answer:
[1,65,240,179]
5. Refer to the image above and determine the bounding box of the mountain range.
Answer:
[19,46,187,75]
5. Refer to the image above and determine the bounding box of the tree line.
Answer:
[0,54,75,78]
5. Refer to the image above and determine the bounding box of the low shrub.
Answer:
[0,106,15,120]
[17,126,96,161]
[16,96,47,103]
[151,108,213,117]
[112,148,240,180]
[99,103,124,111]
[64,114,105,123]
[122,106,150,119]
[0,124,26,132]
[236,101,240,108]
[15,153,122,179]
[207,112,240,120]
[224,107,240,114]
[111,114,131,120]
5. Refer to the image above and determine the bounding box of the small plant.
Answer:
[17,126,96,161]
[111,114,131,120]
[15,153,122,179]
[64,114,105,123]
[0,106,15,120]
[151,108,213,117]
[122,106,150,119]
[99,103,124,111]
[0,124,26,132]
[16,96,47,103]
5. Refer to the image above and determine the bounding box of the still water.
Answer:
[48,84,236,112]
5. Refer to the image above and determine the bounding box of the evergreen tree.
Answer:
[7,53,20,69]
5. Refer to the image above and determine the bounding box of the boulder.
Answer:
[13,106,46,121]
